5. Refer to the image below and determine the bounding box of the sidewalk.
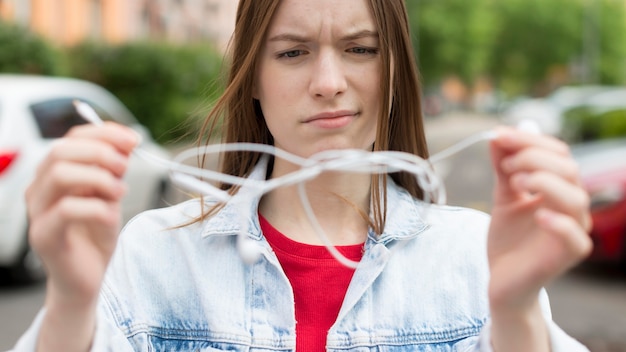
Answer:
[424,111,501,155]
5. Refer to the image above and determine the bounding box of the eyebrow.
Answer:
[268,30,379,43]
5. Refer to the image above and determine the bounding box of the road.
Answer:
[1,112,625,351]
[0,278,44,350]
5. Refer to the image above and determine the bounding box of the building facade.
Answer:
[0,0,237,51]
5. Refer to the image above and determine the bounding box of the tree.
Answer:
[407,0,497,89]
[67,41,225,143]
[488,0,585,96]
[596,0,626,85]
[0,21,65,75]
[406,0,626,98]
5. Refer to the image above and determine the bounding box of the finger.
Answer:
[501,147,581,185]
[490,207,593,302]
[510,171,592,231]
[535,207,593,268]
[64,122,139,155]
[27,162,127,217]
[489,127,574,201]
[38,138,131,179]
[493,127,570,156]
[30,197,122,299]
[489,139,518,200]
[30,196,122,258]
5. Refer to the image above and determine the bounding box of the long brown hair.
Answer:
[195,0,428,235]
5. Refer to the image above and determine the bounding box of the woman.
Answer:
[14,0,592,351]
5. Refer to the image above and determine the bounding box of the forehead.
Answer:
[267,0,376,37]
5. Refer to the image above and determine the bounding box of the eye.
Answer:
[348,47,379,55]
[277,50,306,59]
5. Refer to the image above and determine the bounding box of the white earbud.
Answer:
[516,119,541,135]
[73,100,104,126]
[237,234,262,264]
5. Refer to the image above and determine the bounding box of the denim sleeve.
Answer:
[9,307,135,352]
[472,289,590,352]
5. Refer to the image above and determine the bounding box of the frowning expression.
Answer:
[255,0,383,160]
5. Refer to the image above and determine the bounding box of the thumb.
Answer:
[489,136,517,203]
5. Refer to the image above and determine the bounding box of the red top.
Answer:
[259,214,364,352]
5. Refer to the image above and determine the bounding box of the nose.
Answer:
[309,50,348,99]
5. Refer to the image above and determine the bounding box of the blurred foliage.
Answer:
[407,0,626,97]
[67,42,225,143]
[407,0,497,87]
[595,1,626,85]
[563,107,626,143]
[0,21,66,75]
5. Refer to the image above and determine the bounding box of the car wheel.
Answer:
[10,244,46,283]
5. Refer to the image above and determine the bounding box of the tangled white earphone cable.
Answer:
[73,100,540,268]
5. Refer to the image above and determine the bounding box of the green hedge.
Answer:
[563,107,626,143]
[0,21,226,144]
[67,42,225,143]
[0,21,66,75]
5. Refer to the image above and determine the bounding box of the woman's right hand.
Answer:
[25,122,138,351]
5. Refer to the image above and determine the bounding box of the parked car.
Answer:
[571,138,626,267]
[560,88,626,142]
[0,74,172,282]
[579,88,626,115]
[502,85,615,137]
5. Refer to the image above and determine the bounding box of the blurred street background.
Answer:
[1,0,626,351]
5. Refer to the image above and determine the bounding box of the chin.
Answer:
[311,141,373,156]
[275,134,375,158]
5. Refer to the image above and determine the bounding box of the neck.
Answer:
[259,160,371,245]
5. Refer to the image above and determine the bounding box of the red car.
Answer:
[572,138,626,266]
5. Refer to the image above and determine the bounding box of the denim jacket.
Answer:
[13,158,589,352]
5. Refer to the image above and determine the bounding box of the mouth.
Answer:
[303,111,358,129]
[305,111,358,122]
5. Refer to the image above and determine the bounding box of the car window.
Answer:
[30,98,115,138]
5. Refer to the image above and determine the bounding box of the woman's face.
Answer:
[255,0,382,159]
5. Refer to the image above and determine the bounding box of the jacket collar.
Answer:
[202,156,429,244]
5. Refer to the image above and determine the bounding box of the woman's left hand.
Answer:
[486,126,592,350]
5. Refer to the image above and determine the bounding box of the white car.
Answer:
[0,74,172,282]
[502,85,615,137]
[575,88,626,115]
